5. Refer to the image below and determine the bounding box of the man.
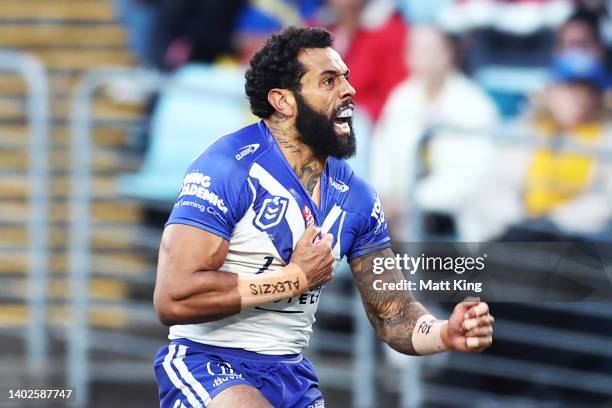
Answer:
[153,27,494,408]
[370,25,499,241]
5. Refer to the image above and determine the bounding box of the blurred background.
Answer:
[1,0,612,406]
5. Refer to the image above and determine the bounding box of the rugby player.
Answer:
[153,27,494,408]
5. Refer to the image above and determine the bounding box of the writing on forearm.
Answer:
[237,264,308,309]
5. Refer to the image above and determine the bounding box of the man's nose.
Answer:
[339,76,356,99]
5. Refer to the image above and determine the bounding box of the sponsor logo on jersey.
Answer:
[235,143,260,160]
[179,171,228,213]
[303,205,315,227]
[370,195,386,233]
[328,176,349,192]
[272,288,321,305]
[254,195,288,230]
[206,362,244,388]
[176,199,225,218]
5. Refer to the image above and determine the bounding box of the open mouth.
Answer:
[333,105,353,134]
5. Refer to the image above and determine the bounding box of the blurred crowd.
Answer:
[115,0,612,243]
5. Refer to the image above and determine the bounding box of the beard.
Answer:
[293,91,356,160]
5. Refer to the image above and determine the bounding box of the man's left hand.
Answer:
[443,298,494,352]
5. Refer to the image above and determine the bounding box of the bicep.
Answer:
[156,224,231,299]
[350,247,417,320]
[350,247,405,287]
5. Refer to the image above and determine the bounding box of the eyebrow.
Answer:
[319,69,350,77]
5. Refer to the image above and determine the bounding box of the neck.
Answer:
[264,114,326,196]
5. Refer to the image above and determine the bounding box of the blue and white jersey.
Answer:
[166,121,390,355]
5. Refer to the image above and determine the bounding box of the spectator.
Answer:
[571,1,612,57]
[234,0,324,65]
[113,0,159,67]
[438,0,574,72]
[395,0,452,25]
[312,0,409,122]
[471,50,612,241]
[369,25,499,240]
[555,7,612,75]
[556,8,605,59]
[234,5,285,66]
[439,0,574,35]
[150,0,246,71]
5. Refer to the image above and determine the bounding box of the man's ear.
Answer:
[267,88,296,117]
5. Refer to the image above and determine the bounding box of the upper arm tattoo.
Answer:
[350,247,429,355]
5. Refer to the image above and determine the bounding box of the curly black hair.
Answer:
[245,26,333,118]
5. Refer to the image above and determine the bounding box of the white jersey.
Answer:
[166,121,390,354]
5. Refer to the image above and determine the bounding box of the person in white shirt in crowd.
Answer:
[369,25,500,241]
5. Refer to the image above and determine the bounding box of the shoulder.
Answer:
[338,163,390,260]
[448,73,482,98]
[332,159,379,216]
[176,123,269,226]
[329,158,376,196]
[189,121,271,176]
[348,173,379,206]
[380,79,419,117]
[446,73,500,121]
[387,79,414,102]
[601,122,612,141]
[450,74,495,106]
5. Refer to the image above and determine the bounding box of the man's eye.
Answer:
[323,77,334,86]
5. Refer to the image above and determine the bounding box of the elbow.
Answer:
[158,313,177,327]
[377,329,396,351]
[157,307,178,326]
[372,324,393,348]
[385,338,415,356]
[153,289,184,326]
[156,299,199,326]
[153,290,225,326]
[377,326,419,356]
[154,297,179,326]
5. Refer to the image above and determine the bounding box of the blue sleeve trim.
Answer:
[347,238,391,263]
[165,218,231,241]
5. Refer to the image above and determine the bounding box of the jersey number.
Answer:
[256,256,274,274]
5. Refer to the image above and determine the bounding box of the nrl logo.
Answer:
[254,196,289,230]
[235,143,260,160]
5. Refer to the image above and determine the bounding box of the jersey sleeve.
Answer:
[166,151,251,240]
[346,188,391,263]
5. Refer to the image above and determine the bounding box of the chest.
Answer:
[242,163,356,263]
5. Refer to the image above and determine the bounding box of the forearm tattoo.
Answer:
[351,247,429,355]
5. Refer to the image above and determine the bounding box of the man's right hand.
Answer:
[290,226,335,290]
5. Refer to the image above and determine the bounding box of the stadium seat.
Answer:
[118,64,251,204]
[474,65,549,119]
